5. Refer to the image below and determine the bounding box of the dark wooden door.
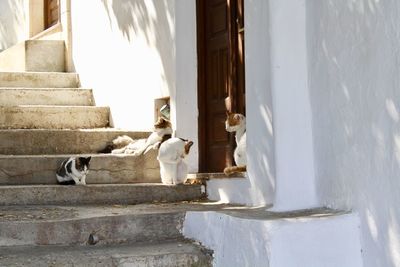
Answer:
[44,0,59,29]
[197,0,245,172]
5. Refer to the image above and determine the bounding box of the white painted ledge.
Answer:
[183,209,363,267]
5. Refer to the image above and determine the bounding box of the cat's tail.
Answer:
[97,135,134,153]
[97,143,114,153]
[223,165,246,176]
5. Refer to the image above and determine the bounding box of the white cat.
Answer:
[56,156,91,185]
[99,117,172,155]
[224,112,246,175]
[157,138,194,185]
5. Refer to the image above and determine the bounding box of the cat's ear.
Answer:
[184,141,194,154]
[86,156,92,163]
[233,114,242,121]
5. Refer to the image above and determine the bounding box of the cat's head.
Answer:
[75,156,91,174]
[225,111,246,132]
[154,117,172,129]
[179,138,194,156]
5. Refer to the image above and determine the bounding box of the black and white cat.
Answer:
[98,117,172,155]
[224,112,246,175]
[56,156,91,185]
[157,138,193,185]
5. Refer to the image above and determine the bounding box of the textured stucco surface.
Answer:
[307,1,400,266]
[70,0,176,131]
[0,0,27,51]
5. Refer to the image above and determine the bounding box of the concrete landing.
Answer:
[0,184,204,205]
[0,241,212,267]
[0,105,110,129]
[0,129,150,155]
[0,88,94,106]
[0,153,159,184]
[0,72,79,88]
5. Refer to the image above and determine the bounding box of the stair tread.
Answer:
[0,184,204,205]
[0,201,231,222]
[0,240,212,267]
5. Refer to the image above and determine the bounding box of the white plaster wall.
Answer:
[307,1,400,266]
[0,0,28,51]
[205,0,275,207]
[268,0,318,210]
[183,211,363,267]
[174,0,198,172]
[70,0,176,130]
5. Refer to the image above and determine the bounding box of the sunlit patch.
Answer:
[366,209,378,241]
[393,135,400,163]
[389,223,400,264]
[385,99,399,122]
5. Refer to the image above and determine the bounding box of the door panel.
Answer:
[198,0,245,172]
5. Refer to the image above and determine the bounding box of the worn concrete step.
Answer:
[0,88,94,106]
[0,184,204,205]
[0,72,79,88]
[0,203,221,247]
[0,105,109,129]
[0,40,65,72]
[0,129,150,155]
[0,154,159,185]
[0,241,212,267]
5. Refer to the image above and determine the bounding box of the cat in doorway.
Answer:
[224,111,246,175]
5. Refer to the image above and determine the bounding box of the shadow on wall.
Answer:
[100,0,175,96]
[307,0,400,266]
[0,0,25,51]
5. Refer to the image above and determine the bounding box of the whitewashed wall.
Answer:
[307,1,400,266]
[70,0,176,131]
[0,0,28,51]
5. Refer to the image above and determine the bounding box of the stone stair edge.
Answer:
[0,240,212,267]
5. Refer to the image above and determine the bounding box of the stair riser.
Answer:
[0,213,184,246]
[0,89,94,106]
[0,154,160,185]
[0,242,212,267]
[0,40,65,72]
[0,252,211,267]
[0,72,79,88]
[0,106,110,129]
[0,130,150,155]
[0,184,203,205]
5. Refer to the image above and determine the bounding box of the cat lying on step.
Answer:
[224,112,247,175]
[56,156,91,185]
[157,138,194,185]
[98,117,172,155]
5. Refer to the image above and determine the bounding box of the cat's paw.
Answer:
[223,167,232,176]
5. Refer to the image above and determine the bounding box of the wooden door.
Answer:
[197,0,245,172]
[44,0,59,29]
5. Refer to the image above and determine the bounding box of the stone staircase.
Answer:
[0,40,212,266]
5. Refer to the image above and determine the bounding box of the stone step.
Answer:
[0,203,219,247]
[0,88,94,106]
[0,129,150,155]
[0,72,79,88]
[0,184,204,205]
[0,154,160,185]
[0,241,212,267]
[0,105,109,129]
[0,40,65,72]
